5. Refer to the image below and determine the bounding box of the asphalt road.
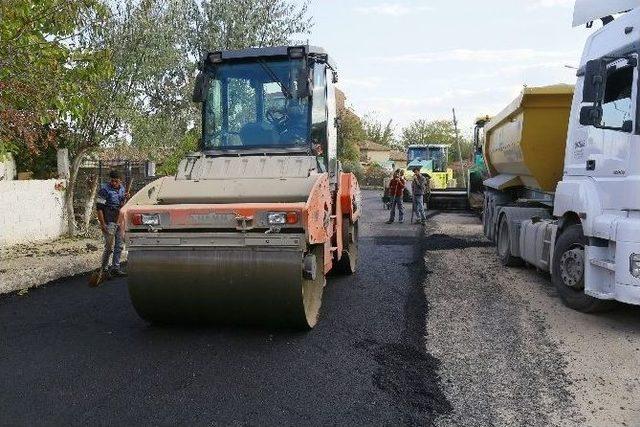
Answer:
[4,190,639,426]
[0,190,450,426]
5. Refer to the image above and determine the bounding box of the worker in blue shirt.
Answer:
[96,170,129,278]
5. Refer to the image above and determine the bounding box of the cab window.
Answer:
[311,63,327,145]
[601,65,633,131]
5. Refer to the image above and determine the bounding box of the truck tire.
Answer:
[551,224,613,313]
[497,215,522,267]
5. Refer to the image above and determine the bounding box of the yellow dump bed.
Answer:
[483,84,574,192]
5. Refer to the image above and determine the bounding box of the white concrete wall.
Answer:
[0,153,17,181]
[0,180,67,246]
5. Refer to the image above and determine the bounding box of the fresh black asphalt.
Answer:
[0,191,450,425]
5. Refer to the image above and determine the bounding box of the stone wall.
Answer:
[0,180,67,246]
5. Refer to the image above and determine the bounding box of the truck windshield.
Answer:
[202,59,310,150]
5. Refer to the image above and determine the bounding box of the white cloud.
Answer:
[351,85,526,132]
[339,76,384,89]
[527,0,573,9]
[364,87,518,110]
[376,48,578,64]
[354,3,433,17]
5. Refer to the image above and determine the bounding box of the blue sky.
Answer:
[299,0,597,135]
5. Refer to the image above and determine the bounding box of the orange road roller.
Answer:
[122,46,361,328]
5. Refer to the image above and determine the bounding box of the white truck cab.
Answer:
[557,5,640,306]
[483,2,640,311]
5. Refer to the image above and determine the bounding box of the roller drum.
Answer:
[128,247,324,328]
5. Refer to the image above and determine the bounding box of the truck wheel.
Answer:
[551,224,613,313]
[336,218,358,274]
[497,216,522,267]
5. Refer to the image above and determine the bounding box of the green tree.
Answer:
[195,0,311,53]
[337,108,363,163]
[400,119,455,147]
[362,113,395,147]
[125,0,313,173]
[400,119,473,164]
[0,0,108,157]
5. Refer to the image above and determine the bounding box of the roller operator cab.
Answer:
[483,2,640,311]
[121,46,361,328]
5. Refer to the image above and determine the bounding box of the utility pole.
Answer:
[452,108,467,188]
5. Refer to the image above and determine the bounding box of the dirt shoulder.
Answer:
[424,212,640,426]
[0,232,127,294]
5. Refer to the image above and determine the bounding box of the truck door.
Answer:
[597,58,636,173]
[577,55,637,210]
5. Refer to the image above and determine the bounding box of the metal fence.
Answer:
[75,160,161,227]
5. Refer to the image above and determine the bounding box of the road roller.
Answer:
[121,46,361,328]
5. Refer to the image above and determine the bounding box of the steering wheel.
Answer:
[266,107,288,131]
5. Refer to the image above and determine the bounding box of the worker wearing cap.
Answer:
[411,166,428,224]
[386,169,406,224]
[96,170,129,278]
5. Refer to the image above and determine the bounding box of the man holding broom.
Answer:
[94,170,129,282]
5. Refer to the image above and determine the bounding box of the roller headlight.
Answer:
[133,213,160,226]
[268,212,287,225]
[142,213,160,226]
[630,253,640,278]
[267,212,298,225]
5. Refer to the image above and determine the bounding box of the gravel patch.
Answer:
[423,212,582,426]
[0,232,127,294]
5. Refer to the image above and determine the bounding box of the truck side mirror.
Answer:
[582,59,606,104]
[579,105,603,127]
[622,120,633,133]
[192,73,208,103]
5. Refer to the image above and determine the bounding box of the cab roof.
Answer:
[205,45,337,70]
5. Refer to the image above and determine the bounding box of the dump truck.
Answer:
[121,46,361,328]
[482,0,640,311]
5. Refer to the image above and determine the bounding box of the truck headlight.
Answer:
[267,212,298,225]
[630,253,640,278]
[132,213,160,226]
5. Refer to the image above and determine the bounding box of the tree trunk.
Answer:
[82,173,99,234]
[64,146,91,236]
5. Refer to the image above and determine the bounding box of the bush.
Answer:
[342,161,364,182]
[361,164,388,187]
[156,131,199,176]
